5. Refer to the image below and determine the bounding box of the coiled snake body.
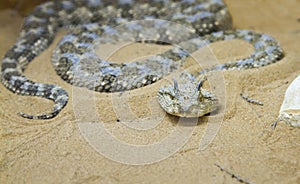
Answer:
[1,0,284,119]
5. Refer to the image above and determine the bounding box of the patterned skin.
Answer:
[1,0,284,119]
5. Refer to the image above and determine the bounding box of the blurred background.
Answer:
[0,0,47,14]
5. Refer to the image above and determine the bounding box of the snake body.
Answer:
[1,0,284,119]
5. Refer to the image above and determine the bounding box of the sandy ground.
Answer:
[0,1,300,183]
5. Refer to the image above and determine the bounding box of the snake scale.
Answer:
[1,0,284,119]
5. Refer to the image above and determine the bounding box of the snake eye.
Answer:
[197,78,205,91]
[197,75,208,91]
[173,78,180,96]
[173,78,179,91]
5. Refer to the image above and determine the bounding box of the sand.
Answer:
[0,1,299,183]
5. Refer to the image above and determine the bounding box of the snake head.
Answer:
[157,73,217,117]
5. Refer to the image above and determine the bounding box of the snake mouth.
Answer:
[177,104,218,118]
